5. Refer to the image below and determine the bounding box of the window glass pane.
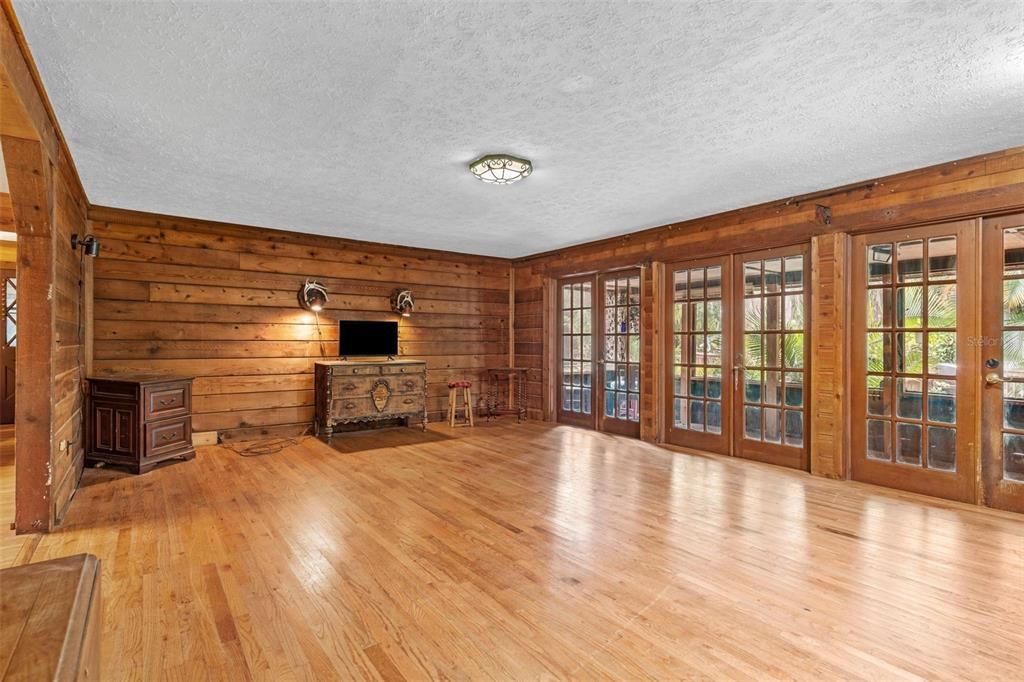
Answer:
[1005,280,1024,327]
[784,294,804,330]
[744,261,762,296]
[867,376,891,417]
[763,407,782,443]
[763,371,782,406]
[689,400,705,431]
[581,282,592,308]
[928,236,957,281]
[896,422,922,466]
[867,289,891,329]
[764,333,782,368]
[706,266,722,299]
[1004,227,1024,276]
[628,277,640,305]
[784,372,803,407]
[867,420,891,460]
[868,244,893,285]
[764,296,782,331]
[674,398,687,427]
[784,255,803,291]
[744,370,762,402]
[896,332,923,374]
[927,379,956,424]
[896,286,923,328]
[927,427,956,472]
[706,367,722,399]
[896,378,923,420]
[927,284,957,328]
[692,302,705,332]
[582,309,592,334]
[582,388,592,415]
[562,285,572,309]
[673,271,688,300]
[897,240,924,283]
[1004,382,1024,430]
[745,334,762,367]
[672,365,685,396]
[705,300,722,332]
[1005,331,1024,380]
[744,406,761,440]
[867,332,892,373]
[927,332,956,376]
[784,410,803,446]
[783,333,804,369]
[764,258,783,294]
[1004,433,1024,482]
[707,401,722,434]
[689,268,705,300]
[744,298,761,331]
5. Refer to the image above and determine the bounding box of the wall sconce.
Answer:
[391,289,415,317]
[298,280,328,312]
[70,233,100,257]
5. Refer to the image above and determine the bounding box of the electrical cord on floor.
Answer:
[224,426,312,457]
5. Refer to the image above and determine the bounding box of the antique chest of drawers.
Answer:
[314,360,428,436]
[86,375,196,474]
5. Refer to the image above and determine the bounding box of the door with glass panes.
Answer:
[664,257,732,453]
[851,220,979,503]
[557,272,641,436]
[981,213,1024,513]
[733,246,809,469]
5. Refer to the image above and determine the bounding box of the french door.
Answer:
[664,246,809,469]
[557,271,642,437]
[851,220,979,502]
[981,213,1024,513]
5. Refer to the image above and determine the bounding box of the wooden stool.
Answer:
[447,380,474,427]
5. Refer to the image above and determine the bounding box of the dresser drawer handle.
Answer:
[345,402,356,409]
[158,399,172,406]
[343,383,356,390]
[400,368,406,373]
[160,433,173,441]
[404,380,415,389]
[403,398,415,405]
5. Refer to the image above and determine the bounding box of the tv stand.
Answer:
[314,359,427,436]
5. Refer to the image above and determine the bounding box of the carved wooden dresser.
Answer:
[314,360,427,436]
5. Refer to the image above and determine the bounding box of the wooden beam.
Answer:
[809,232,849,479]
[3,134,54,532]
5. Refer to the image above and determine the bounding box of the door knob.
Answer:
[985,372,1005,386]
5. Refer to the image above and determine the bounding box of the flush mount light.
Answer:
[469,154,532,185]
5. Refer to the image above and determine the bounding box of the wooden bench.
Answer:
[0,554,101,680]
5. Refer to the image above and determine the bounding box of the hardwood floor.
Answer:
[4,421,1023,680]
[0,424,39,566]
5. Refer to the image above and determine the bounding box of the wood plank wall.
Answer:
[87,207,511,442]
[513,147,1024,476]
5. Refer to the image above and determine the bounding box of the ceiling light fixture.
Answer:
[469,154,532,185]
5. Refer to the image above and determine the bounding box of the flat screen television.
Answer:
[338,320,399,357]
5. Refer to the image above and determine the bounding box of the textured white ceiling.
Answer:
[14,1,1024,257]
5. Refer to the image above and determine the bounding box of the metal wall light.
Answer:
[298,280,328,312]
[70,233,100,257]
[391,289,415,317]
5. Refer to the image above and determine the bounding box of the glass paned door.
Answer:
[557,277,594,427]
[599,272,641,437]
[981,214,1024,513]
[733,247,809,469]
[664,257,731,453]
[851,221,979,503]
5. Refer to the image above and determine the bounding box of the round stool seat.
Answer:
[448,380,472,389]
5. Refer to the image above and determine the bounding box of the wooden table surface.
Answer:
[1,553,101,680]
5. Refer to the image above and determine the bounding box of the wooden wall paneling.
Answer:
[809,233,849,479]
[644,261,665,443]
[88,213,511,441]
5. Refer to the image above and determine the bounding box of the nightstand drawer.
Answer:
[145,416,192,458]
[143,382,189,420]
